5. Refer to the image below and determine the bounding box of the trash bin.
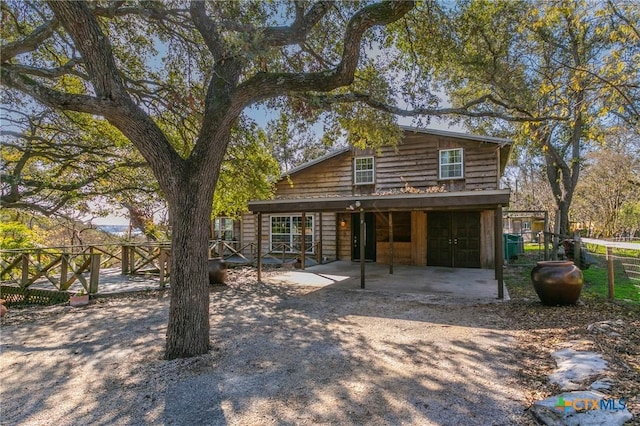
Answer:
[504,234,523,260]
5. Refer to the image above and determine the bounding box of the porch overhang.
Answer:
[248,189,511,213]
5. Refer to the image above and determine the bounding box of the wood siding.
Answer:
[246,209,497,268]
[411,211,427,266]
[248,130,508,269]
[480,210,495,268]
[240,214,255,257]
[241,212,338,260]
[276,132,503,198]
[376,242,412,264]
[337,213,351,261]
[276,153,353,198]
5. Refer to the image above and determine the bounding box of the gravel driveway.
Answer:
[1,271,530,425]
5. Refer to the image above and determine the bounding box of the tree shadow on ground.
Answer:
[3,277,593,425]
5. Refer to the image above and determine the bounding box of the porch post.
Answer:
[257,212,262,283]
[360,209,365,289]
[495,206,504,299]
[301,212,306,270]
[318,212,323,264]
[388,212,394,274]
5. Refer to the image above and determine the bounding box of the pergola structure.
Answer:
[248,189,508,298]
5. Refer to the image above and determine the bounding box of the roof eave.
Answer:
[249,189,511,214]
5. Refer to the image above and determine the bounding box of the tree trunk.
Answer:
[542,132,576,237]
[557,200,571,237]
[164,185,213,360]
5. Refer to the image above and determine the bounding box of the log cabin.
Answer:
[240,126,512,279]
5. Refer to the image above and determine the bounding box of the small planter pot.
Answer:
[208,258,227,285]
[531,260,583,306]
[69,294,90,307]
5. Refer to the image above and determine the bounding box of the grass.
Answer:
[503,248,640,305]
[582,261,640,303]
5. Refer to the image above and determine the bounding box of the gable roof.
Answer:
[281,146,351,178]
[282,127,513,178]
[399,125,513,145]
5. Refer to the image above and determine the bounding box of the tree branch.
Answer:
[260,1,333,47]
[189,1,227,62]
[7,60,88,80]
[1,66,109,114]
[234,1,415,107]
[1,17,59,60]
[46,1,126,100]
[302,92,566,122]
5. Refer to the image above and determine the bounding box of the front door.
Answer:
[427,212,481,268]
[352,213,376,261]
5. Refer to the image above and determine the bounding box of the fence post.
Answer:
[574,237,581,268]
[89,253,101,294]
[606,246,615,301]
[121,245,129,275]
[21,253,30,287]
[218,240,224,258]
[129,246,135,274]
[159,248,169,289]
[60,254,68,290]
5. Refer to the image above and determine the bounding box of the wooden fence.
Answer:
[1,240,323,299]
[582,238,640,301]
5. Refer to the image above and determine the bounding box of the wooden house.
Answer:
[244,127,512,276]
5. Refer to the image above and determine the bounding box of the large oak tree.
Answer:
[1,1,415,358]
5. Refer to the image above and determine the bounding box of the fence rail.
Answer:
[582,238,640,302]
[0,240,325,299]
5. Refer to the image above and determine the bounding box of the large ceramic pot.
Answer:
[531,260,583,306]
[208,258,227,285]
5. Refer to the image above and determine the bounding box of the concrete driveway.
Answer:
[264,261,509,302]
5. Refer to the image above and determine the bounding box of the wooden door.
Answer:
[427,212,481,268]
[452,212,481,268]
[427,212,452,267]
[352,213,376,261]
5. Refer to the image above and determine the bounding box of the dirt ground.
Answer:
[1,267,638,425]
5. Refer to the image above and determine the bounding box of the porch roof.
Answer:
[248,189,511,214]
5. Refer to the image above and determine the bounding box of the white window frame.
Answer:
[213,217,234,240]
[354,156,375,185]
[270,215,314,253]
[439,148,464,180]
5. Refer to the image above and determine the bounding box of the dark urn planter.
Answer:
[531,260,583,306]
[208,258,227,285]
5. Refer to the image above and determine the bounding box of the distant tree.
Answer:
[267,115,334,172]
[212,117,280,218]
[0,220,38,249]
[503,157,556,215]
[572,129,640,237]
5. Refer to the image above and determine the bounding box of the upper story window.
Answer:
[439,148,464,179]
[354,156,375,185]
